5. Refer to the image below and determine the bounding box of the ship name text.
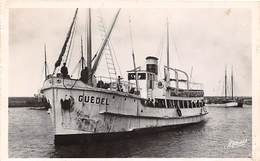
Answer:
[78,95,109,105]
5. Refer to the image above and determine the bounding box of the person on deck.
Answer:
[80,67,88,84]
[117,76,123,92]
[61,63,69,78]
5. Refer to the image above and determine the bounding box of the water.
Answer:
[9,106,252,158]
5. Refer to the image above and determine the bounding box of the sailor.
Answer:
[97,80,104,88]
[80,67,88,84]
[117,76,123,92]
[146,98,151,106]
[61,63,69,78]
[129,87,135,94]
[151,99,154,107]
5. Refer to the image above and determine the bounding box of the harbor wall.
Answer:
[204,96,252,105]
[8,97,46,107]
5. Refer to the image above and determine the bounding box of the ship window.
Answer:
[193,101,196,108]
[167,100,174,108]
[128,73,146,80]
[167,100,171,108]
[179,100,184,109]
[155,99,166,108]
[171,100,175,108]
[188,101,192,108]
[184,101,188,108]
[174,100,178,108]
[146,64,158,74]
[197,100,200,108]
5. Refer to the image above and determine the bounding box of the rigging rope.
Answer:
[71,60,82,76]
[65,16,78,65]
[171,20,183,68]
[110,41,122,76]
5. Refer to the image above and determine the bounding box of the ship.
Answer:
[41,9,208,144]
[206,67,243,107]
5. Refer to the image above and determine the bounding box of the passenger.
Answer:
[155,100,158,107]
[129,87,135,94]
[162,100,166,108]
[151,99,154,107]
[61,63,69,78]
[117,76,123,92]
[80,67,88,84]
[97,80,104,88]
[146,98,151,106]
[104,83,110,89]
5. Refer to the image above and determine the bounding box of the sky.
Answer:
[9,8,252,97]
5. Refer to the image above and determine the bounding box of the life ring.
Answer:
[177,108,182,117]
[158,81,164,89]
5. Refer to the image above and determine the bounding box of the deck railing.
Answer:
[95,76,136,93]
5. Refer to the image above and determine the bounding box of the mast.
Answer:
[44,43,47,79]
[87,8,92,85]
[132,53,139,93]
[53,8,78,74]
[231,66,234,100]
[129,16,139,94]
[166,18,170,84]
[190,66,193,82]
[80,36,84,70]
[225,67,227,99]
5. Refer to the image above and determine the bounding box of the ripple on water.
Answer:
[9,106,252,158]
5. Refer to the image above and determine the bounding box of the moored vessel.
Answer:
[41,9,208,144]
[206,67,243,108]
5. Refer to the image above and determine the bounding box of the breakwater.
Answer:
[8,97,47,107]
[204,96,252,105]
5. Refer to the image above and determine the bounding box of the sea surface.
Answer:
[9,106,252,158]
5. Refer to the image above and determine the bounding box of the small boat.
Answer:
[41,9,208,144]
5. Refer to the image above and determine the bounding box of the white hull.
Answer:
[42,78,208,137]
[206,101,239,107]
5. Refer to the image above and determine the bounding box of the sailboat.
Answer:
[41,9,208,144]
[207,67,243,107]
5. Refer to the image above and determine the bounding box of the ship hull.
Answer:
[54,117,207,144]
[41,78,208,144]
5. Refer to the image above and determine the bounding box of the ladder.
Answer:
[147,89,153,98]
[97,13,117,80]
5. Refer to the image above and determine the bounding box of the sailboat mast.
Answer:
[166,19,170,84]
[87,8,92,85]
[44,44,47,79]
[129,16,139,94]
[53,8,78,74]
[81,36,84,70]
[231,66,234,100]
[225,67,227,99]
